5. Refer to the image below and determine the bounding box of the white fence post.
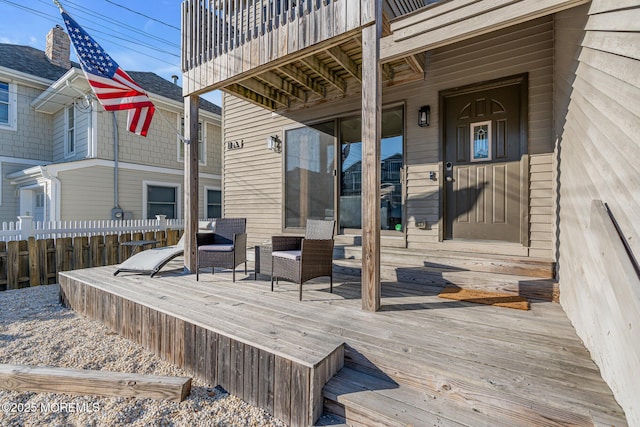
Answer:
[18,216,34,240]
[156,215,168,231]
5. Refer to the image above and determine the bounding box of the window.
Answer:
[146,184,178,219]
[35,193,45,208]
[470,120,492,162]
[65,105,76,157]
[284,122,335,228]
[0,80,16,130]
[179,118,205,164]
[206,189,222,218]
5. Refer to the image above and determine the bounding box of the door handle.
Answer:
[446,176,453,182]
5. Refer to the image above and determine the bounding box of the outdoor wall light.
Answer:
[267,135,282,153]
[418,105,430,127]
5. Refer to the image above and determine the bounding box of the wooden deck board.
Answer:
[58,262,627,426]
[146,270,615,403]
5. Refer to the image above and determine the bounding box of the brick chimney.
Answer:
[45,25,71,69]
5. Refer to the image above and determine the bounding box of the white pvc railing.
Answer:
[0,216,186,242]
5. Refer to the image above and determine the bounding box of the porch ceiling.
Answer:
[221,33,426,112]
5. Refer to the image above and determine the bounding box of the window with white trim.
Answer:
[178,117,205,164]
[65,105,76,157]
[206,189,222,218]
[146,184,178,219]
[0,80,17,130]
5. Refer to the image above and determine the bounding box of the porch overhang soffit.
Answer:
[215,32,426,113]
[380,0,590,63]
[31,68,91,114]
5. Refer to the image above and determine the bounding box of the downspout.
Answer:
[40,166,61,221]
[111,112,122,218]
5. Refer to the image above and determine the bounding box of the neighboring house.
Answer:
[179,0,639,424]
[0,25,222,223]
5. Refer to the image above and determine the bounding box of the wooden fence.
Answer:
[0,229,182,292]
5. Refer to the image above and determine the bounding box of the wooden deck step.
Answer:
[333,258,560,302]
[314,413,349,426]
[334,245,556,279]
[323,367,508,427]
[332,352,615,427]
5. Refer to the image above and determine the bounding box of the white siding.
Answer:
[555,3,640,424]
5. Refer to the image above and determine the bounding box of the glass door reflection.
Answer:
[339,107,404,233]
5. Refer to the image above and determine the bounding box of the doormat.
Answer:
[438,287,530,310]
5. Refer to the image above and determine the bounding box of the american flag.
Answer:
[59,8,155,137]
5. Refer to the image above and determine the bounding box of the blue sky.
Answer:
[0,0,221,105]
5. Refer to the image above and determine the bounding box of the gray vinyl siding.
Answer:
[555,3,640,425]
[0,84,52,162]
[223,16,555,256]
[57,165,220,220]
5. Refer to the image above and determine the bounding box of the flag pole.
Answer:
[54,0,189,143]
[154,108,189,144]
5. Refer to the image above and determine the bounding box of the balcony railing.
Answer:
[182,0,334,71]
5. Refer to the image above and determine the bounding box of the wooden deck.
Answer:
[59,261,627,426]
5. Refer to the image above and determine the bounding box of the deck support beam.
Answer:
[327,46,361,82]
[360,3,382,312]
[184,94,199,273]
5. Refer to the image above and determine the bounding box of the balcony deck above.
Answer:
[181,0,429,111]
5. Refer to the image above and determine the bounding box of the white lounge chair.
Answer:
[114,235,185,277]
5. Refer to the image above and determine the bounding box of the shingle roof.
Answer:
[0,43,75,81]
[0,44,221,116]
[127,71,221,116]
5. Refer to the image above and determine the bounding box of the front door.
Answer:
[443,76,526,243]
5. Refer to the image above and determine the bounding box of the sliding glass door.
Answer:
[283,107,404,233]
[284,121,335,228]
[339,107,405,233]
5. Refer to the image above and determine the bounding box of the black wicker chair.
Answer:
[270,219,335,300]
[196,218,247,282]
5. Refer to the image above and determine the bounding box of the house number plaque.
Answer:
[226,140,244,150]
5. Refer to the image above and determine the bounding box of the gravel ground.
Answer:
[0,284,286,427]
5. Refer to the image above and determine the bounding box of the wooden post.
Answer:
[37,239,49,285]
[119,233,132,261]
[0,363,192,402]
[0,242,7,291]
[55,237,73,280]
[90,235,103,267]
[361,2,382,312]
[167,229,180,246]
[105,235,119,265]
[74,236,89,270]
[7,241,19,290]
[184,95,200,273]
[28,237,40,287]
